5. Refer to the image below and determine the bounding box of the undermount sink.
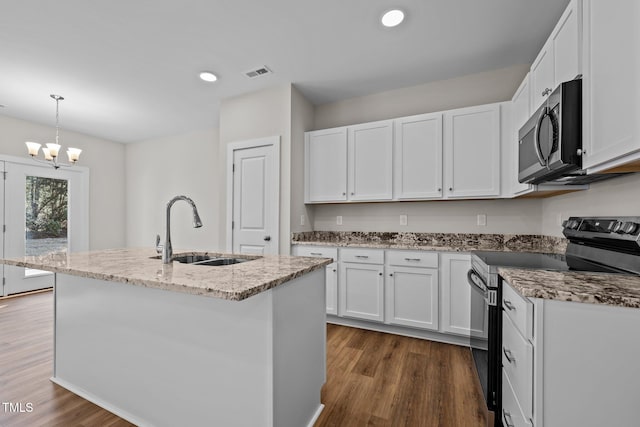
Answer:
[150,254,254,266]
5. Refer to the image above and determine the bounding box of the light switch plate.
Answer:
[300,215,305,226]
[399,214,408,226]
[477,214,487,226]
[336,216,343,225]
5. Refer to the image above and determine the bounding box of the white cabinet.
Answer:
[292,245,338,315]
[509,75,535,197]
[582,0,640,172]
[348,120,393,201]
[304,128,347,202]
[530,0,582,111]
[339,248,384,322]
[393,113,443,199]
[385,250,439,331]
[443,104,501,199]
[440,253,486,338]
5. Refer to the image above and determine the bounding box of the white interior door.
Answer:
[3,160,89,296]
[229,138,279,255]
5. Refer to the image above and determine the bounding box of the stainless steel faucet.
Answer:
[158,195,203,263]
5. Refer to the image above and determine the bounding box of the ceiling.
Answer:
[0,0,570,143]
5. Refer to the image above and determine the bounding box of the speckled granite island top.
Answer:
[499,267,640,308]
[292,231,567,254]
[1,248,332,301]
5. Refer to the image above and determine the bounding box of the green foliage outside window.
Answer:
[25,176,68,238]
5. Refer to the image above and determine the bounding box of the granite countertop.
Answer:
[499,267,640,309]
[292,231,567,254]
[0,248,332,301]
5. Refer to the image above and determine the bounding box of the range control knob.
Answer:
[612,221,625,234]
[622,222,639,235]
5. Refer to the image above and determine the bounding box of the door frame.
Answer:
[225,136,280,253]
[1,154,90,296]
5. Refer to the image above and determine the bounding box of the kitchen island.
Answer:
[1,248,332,427]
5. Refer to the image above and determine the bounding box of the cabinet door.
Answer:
[386,266,438,331]
[444,104,501,199]
[440,253,486,338]
[393,113,443,199]
[510,76,535,196]
[339,262,384,322]
[326,262,338,315]
[305,128,347,202]
[348,121,393,201]
[552,0,581,85]
[583,0,640,170]
[530,40,555,111]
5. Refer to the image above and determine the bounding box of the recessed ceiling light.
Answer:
[199,71,218,82]
[381,9,405,27]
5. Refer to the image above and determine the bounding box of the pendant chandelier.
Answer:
[25,94,82,169]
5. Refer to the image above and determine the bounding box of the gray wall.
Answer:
[0,114,126,250]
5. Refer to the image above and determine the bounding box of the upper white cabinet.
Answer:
[444,103,501,199]
[508,75,536,197]
[582,0,640,172]
[304,127,347,202]
[393,113,443,200]
[530,0,582,111]
[348,120,393,201]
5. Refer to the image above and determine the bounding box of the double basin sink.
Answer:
[152,254,257,266]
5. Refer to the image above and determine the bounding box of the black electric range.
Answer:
[468,216,640,427]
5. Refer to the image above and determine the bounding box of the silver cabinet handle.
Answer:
[333,269,337,272]
[503,299,515,311]
[389,273,393,277]
[404,257,421,262]
[351,192,355,196]
[355,255,369,259]
[503,409,515,427]
[310,252,323,256]
[378,272,383,276]
[342,192,346,196]
[449,187,453,191]
[264,236,271,241]
[503,348,516,364]
[437,188,442,192]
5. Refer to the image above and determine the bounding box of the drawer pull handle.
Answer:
[503,409,515,427]
[503,299,515,311]
[503,348,516,364]
[332,269,337,273]
[310,252,323,256]
[355,255,370,259]
[404,258,421,262]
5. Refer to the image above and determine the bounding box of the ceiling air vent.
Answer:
[244,66,272,79]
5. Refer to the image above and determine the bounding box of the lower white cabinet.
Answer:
[339,261,384,322]
[325,262,338,315]
[386,265,438,330]
[440,253,487,338]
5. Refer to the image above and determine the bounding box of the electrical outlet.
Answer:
[300,215,305,226]
[399,214,408,226]
[477,214,487,226]
[557,213,563,226]
[336,216,343,226]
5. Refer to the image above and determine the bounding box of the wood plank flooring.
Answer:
[0,292,487,427]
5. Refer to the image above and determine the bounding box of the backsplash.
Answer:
[292,231,568,254]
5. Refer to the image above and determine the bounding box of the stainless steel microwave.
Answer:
[518,79,582,184]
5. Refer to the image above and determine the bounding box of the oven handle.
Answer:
[534,106,549,167]
[467,269,488,297]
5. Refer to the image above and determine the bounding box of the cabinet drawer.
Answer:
[502,370,533,427]
[293,245,338,261]
[502,280,533,340]
[386,250,438,268]
[339,248,384,264]
[502,312,533,419]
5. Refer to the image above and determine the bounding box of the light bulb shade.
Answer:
[67,147,82,162]
[25,141,42,156]
[46,143,61,157]
[42,147,54,161]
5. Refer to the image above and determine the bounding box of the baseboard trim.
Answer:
[327,316,487,350]
[307,403,325,427]
[0,288,53,300]
[50,377,149,427]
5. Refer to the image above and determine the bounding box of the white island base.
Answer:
[51,270,326,427]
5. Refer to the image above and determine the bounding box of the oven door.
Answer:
[468,267,500,417]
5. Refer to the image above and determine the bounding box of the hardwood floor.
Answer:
[0,292,487,427]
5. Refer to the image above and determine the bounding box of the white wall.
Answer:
[0,114,126,249]
[541,173,640,236]
[125,129,219,251]
[219,85,292,254]
[310,64,546,235]
[290,85,315,234]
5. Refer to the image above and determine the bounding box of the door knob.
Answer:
[264,236,271,241]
